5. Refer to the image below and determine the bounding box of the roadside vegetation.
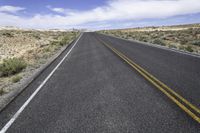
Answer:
[0,29,79,95]
[98,23,200,54]
[0,58,26,77]
[11,75,22,83]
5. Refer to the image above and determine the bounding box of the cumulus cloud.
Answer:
[0,5,25,13]
[0,0,200,29]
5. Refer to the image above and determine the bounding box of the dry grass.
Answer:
[0,29,79,95]
[0,30,78,64]
[99,23,200,54]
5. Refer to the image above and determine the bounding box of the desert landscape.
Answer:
[98,23,200,54]
[0,28,79,95]
[1,0,200,130]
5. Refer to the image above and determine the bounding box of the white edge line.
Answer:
[0,33,83,133]
[99,33,200,59]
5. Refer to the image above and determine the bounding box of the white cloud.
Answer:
[0,5,25,13]
[46,5,76,15]
[0,0,200,29]
[51,8,65,13]
[46,5,65,13]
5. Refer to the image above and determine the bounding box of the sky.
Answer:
[0,0,200,30]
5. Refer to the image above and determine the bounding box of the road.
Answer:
[0,33,199,132]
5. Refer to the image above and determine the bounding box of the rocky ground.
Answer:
[98,23,200,54]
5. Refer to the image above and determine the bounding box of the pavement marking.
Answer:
[0,33,83,133]
[97,37,200,124]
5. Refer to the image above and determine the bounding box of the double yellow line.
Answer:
[97,37,200,123]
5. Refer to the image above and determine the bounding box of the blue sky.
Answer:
[0,0,106,14]
[0,0,200,30]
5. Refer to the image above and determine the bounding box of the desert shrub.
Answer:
[185,46,194,52]
[143,39,148,42]
[166,34,174,38]
[50,41,59,46]
[152,39,166,46]
[186,28,193,34]
[138,36,147,42]
[0,58,27,77]
[151,34,158,39]
[32,34,41,39]
[161,36,167,40]
[124,35,128,38]
[178,46,185,50]
[168,45,177,49]
[0,88,5,95]
[2,32,13,37]
[50,34,73,47]
[12,75,22,83]
[191,40,200,46]
[59,36,70,46]
[180,39,188,45]
[191,28,200,35]
[127,34,132,38]
[43,47,51,52]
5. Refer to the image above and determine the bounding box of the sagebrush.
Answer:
[0,58,27,77]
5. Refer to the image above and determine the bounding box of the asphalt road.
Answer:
[0,33,199,133]
[97,33,200,109]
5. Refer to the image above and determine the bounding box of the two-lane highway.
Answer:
[0,33,199,132]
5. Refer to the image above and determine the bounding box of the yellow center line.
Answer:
[118,48,200,114]
[97,37,200,123]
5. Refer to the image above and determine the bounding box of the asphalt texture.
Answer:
[0,33,199,133]
[97,33,200,109]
